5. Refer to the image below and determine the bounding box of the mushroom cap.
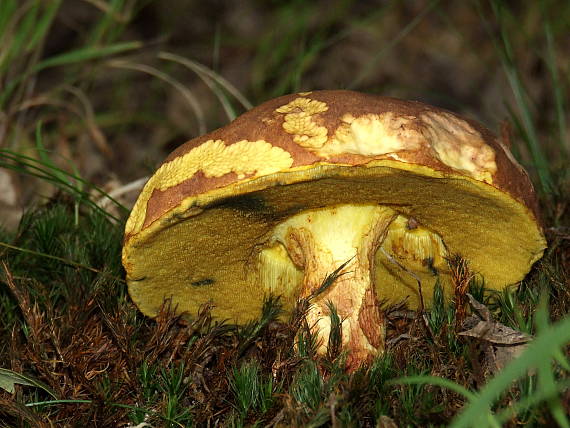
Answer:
[122,90,546,324]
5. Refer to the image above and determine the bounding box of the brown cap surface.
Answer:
[122,90,546,323]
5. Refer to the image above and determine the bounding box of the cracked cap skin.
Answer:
[122,90,546,329]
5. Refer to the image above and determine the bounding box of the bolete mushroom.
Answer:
[122,90,546,370]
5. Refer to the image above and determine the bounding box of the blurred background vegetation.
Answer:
[0,1,569,426]
[0,0,568,229]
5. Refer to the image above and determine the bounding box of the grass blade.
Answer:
[0,241,123,280]
[450,314,570,428]
[26,0,62,52]
[0,149,128,221]
[0,0,18,41]
[542,4,568,154]
[389,375,476,401]
[534,295,570,428]
[487,0,554,194]
[159,52,253,120]
[0,368,57,398]
[108,59,206,134]
[348,0,440,89]
[495,379,570,425]
[0,40,142,108]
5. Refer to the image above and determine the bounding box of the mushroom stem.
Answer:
[272,205,397,370]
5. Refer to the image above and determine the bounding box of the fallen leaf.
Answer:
[459,316,531,345]
[459,294,532,377]
[0,368,57,398]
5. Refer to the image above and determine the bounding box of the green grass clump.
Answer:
[229,360,276,424]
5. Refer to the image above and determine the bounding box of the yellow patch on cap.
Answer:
[319,112,424,158]
[125,139,294,235]
[275,97,329,149]
[420,112,497,183]
[288,108,496,184]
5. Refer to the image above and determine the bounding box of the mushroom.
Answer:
[122,90,546,370]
